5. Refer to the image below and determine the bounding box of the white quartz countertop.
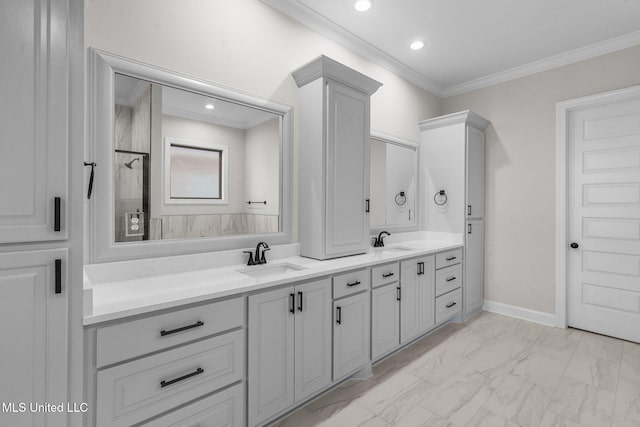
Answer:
[84,239,462,326]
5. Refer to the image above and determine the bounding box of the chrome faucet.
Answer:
[244,242,270,266]
[373,231,391,247]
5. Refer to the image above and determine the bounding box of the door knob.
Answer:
[570,242,579,249]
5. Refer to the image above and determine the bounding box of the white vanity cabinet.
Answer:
[248,278,332,427]
[293,56,382,260]
[333,290,371,380]
[435,249,464,323]
[371,263,401,360]
[465,219,485,316]
[419,111,489,318]
[86,297,245,427]
[371,256,440,360]
[0,1,80,424]
[0,249,68,427]
[0,0,70,243]
[400,255,436,343]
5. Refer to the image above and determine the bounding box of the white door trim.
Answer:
[555,84,640,328]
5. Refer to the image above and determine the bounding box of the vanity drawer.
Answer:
[333,268,370,299]
[435,248,462,269]
[140,383,244,427]
[371,262,399,288]
[96,330,244,427]
[96,297,244,368]
[435,288,462,324]
[435,264,462,296]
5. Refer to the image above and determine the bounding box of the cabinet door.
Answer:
[248,287,295,427]
[0,249,68,427]
[465,126,485,219]
[294,279,332,402]
[333,292,370,380]
[400,259,421,343]
[325,80,370,256]
[400,256,435,344]
[420,256,436,332]
[371,283,400,360]
[0,0,69,243]
[465,219,485,316]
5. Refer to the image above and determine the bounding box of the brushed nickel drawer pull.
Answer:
[347,280,361,287]
[382,272,394,278]
[160,368,204,388]
[446,302,457,308]
[160,321,204,337]
[446,276,456,282]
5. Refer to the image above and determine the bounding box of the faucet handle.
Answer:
[260,248,271,264]
[243,251,255,266]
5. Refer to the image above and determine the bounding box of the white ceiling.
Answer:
[161,86,278,130]
[115,74,278,130]
[263,0,640,97]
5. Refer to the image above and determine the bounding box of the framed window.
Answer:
[164,137,228,204]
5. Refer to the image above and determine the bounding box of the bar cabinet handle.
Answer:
[160,368,204,388]
[160,321,205,337]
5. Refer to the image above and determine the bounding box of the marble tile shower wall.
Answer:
[160,214,278,239]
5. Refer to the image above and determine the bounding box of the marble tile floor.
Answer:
[270,312,640,427]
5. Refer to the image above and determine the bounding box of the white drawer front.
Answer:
[141,383,244,427]
[435,264,462,296]
[371,262,399,288]
[435,248,463,270]
[333,268,369,299]
[435,288,462,324]
[96,330,244,427]
[97,297,244,367]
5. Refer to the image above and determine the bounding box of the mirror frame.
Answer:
[87,49,293,263]
[369,130,419,235]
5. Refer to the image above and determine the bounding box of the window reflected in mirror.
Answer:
[113,73,282,243]
[369,136,417,228]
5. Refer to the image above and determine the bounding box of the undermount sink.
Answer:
[239,263,307,278]
[380,246,414,253]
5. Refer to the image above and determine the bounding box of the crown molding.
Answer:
[419,110,490,131]
[292,55,382,95]
[442,30,640,98]
[263,1,640,99]
[261,0,445,97]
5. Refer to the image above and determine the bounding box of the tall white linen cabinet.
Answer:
[292,56,382,260]
[0,0,84,426]
[419,111,489,318]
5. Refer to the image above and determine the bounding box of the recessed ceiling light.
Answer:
[205,103,215,110]
[354,0,373,12]
[410,41,425,50]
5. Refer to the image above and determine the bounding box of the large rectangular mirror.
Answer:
[89,50,292,262]
[369,131,418,233]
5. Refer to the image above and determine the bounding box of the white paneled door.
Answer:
[567,93,640,343]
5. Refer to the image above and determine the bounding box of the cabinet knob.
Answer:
[570,242,579,249]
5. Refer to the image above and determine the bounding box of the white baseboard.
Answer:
[482,300,556,327]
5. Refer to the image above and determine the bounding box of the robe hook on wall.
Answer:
[84,162,97,200]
